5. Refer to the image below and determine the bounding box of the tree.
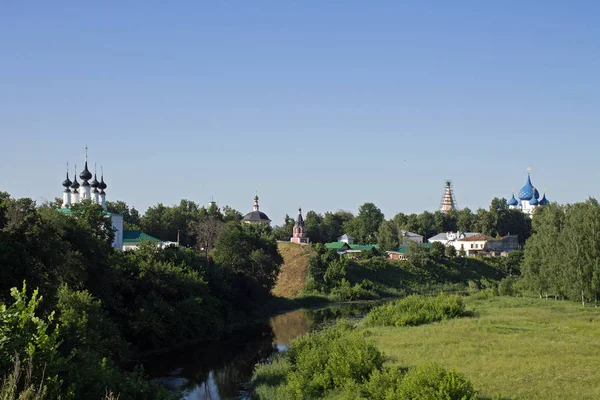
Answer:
[430,241,445,260]
[194,215,225,266]
[348,203,384,244]
[456,208,475,232]
[140,200,202,246]
[444,245,457,259]
[305,211,324,243]
[320,211,354,243]
[106,200,141,229]
[406,242,428,267]
[211,222,284,298]
[377,220,399,251]
[416,211,436,239]
[222,205,242,223]
[503,250,524,276]
[273,214,295,241]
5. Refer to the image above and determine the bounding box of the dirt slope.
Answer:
[272,242,313,298]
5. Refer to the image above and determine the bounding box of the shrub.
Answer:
[498,276,521,297]
[253,322,384,399]
[396,363,477,399]
[364,293,468,327]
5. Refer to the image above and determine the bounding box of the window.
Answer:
[471,244,474,249]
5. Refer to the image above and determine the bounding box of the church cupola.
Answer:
[539,190,549,206]
[291,204,309,244]
[98,166,107,210]
[71,165,80,204]
[253,194,260,212]
[90,165,100,204]
[529,188,539,206]
[507,190,519,208]
[79,146,92,200]
[242,193,271,224]
[62,163,72,208]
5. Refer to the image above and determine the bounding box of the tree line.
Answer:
[0,192,282,399]
[272,198,532,249]
[521,199,600,306]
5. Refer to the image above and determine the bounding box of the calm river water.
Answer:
[142,301,383,399]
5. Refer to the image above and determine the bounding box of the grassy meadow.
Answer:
[368,296,600,399]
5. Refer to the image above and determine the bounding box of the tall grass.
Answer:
[0,354,47,400]
[364,293,468,327]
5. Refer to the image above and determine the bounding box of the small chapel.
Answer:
[290,206,309,244]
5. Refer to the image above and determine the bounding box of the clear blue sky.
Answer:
[1,1,599,224]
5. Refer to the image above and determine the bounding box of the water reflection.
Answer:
[145,301,384,399]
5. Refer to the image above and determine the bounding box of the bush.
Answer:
[364,293,468,327]
[498,276,521,297]
[396,363,477,399]
[253,322,384,399]
[329,279,379,301]
[252,325,478,400]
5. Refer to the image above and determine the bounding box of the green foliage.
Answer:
[406,241,428,267]
[445,245,457,259]
[272,214,295,241]
[376,220,399,251]
[0,354,48,400]
[497,276,521,297]
[253,322,385,399]
[364,293,468,327]
[323,259,347,284]
[211,222,283,300]
[106,200,141,230]
[394,363,476,400]
[521,200,600,305]
[0,283,62,395]
[430,241,446,260]
[252,323,477,400]
[346,203,385,245]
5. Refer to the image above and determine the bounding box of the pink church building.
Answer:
[290,206,309,244]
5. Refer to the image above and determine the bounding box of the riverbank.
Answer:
[142,298,391,399]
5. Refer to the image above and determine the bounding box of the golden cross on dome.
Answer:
[526,167,531,175]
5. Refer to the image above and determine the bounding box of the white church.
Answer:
[59,148,124,250]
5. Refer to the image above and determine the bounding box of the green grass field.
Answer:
[368,296,600,400]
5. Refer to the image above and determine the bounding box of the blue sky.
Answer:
[1,1,599,224]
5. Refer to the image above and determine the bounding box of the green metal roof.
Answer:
[324,242,350,250]
[394,243,432,254]
[57,207,114,217]
[348,244,379,251]
[123,230,161,243]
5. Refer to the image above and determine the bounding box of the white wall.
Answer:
[111,214,124,250]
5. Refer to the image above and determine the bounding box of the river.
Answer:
[142,301,383,399]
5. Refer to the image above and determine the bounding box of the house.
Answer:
[338,234,354,244]
[428,231,479,245]
[400,230,424,244]
[324,241,379,258]
[386,243,431,260]
[325,241,351,251]
[428,231,519,257]
[455,233,495,256]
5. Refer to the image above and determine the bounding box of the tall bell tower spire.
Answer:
[440,180,457,214]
